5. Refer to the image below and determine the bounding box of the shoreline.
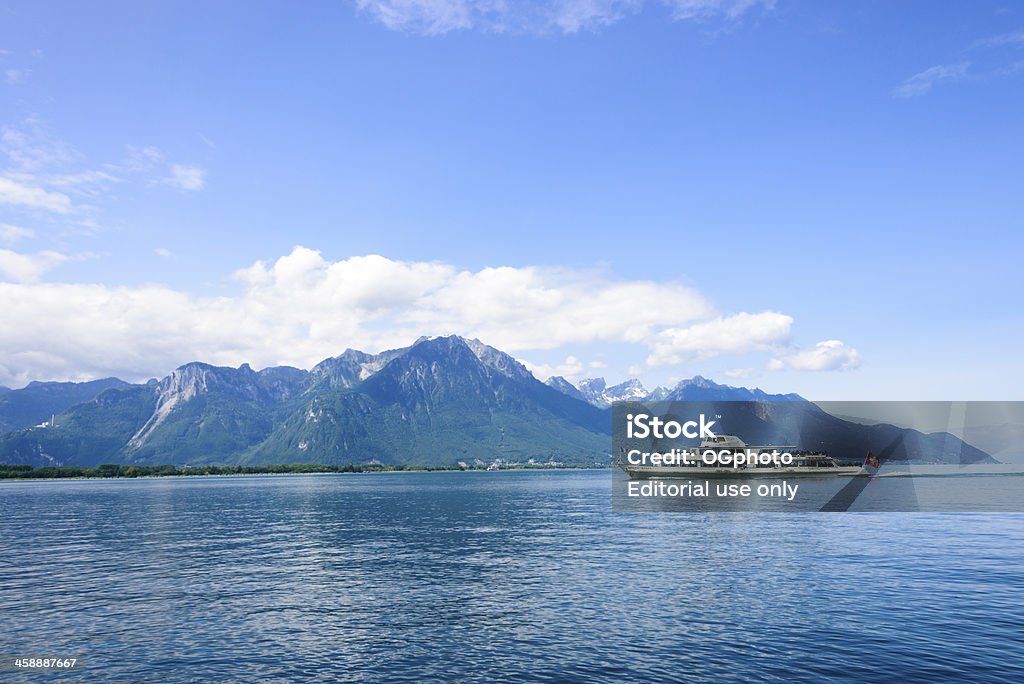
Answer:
[0,464,611,482]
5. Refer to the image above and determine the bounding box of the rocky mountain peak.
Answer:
[665,376,803,402]
[545,376,586,402]
[572,377,648,408]
[462,337,534,382]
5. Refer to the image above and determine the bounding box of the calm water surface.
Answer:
[1,471,1022,682]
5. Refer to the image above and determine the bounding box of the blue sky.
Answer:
[0,1,1022,398]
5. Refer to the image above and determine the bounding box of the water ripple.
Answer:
[1,472,1022,682]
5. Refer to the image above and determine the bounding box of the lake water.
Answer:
[1,471,1023,682]
[612,469,1024,512]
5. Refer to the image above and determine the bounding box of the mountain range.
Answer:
[545,374,802,407]
[0,378,131,433]
[0,336,995,467]
[0,336,611,467]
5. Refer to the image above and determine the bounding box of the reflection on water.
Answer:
[1,471,1023,682]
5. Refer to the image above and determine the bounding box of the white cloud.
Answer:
[0,223,35,243]
[164,164,205,191]
[2,121,81,171]
[121,145,164,174]
[0,249,69,282]
[47,169,121,197]
[894,62,970,98]
[0,247,855,386]
[4,68,28,85]
[895,28,1024,99]
[155,247,172,258]
[768,339,861,371]
[523,355,586,381]
[646,311,794,366]
[0,119,206,227]
[550,0,642,34]
[666,0,774,21]
[355,0,475,35]
[973,29,1024,49]
[354,0,771,35]
[0,176,73,213]
[724,367,755,379]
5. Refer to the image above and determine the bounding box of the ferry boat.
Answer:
[619,434,865,479]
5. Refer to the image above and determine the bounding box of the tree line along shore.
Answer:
[0,462,604,479]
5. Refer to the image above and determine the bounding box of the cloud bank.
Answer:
[0,246,858,387]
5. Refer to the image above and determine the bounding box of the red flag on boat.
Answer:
[865,451,880,469]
